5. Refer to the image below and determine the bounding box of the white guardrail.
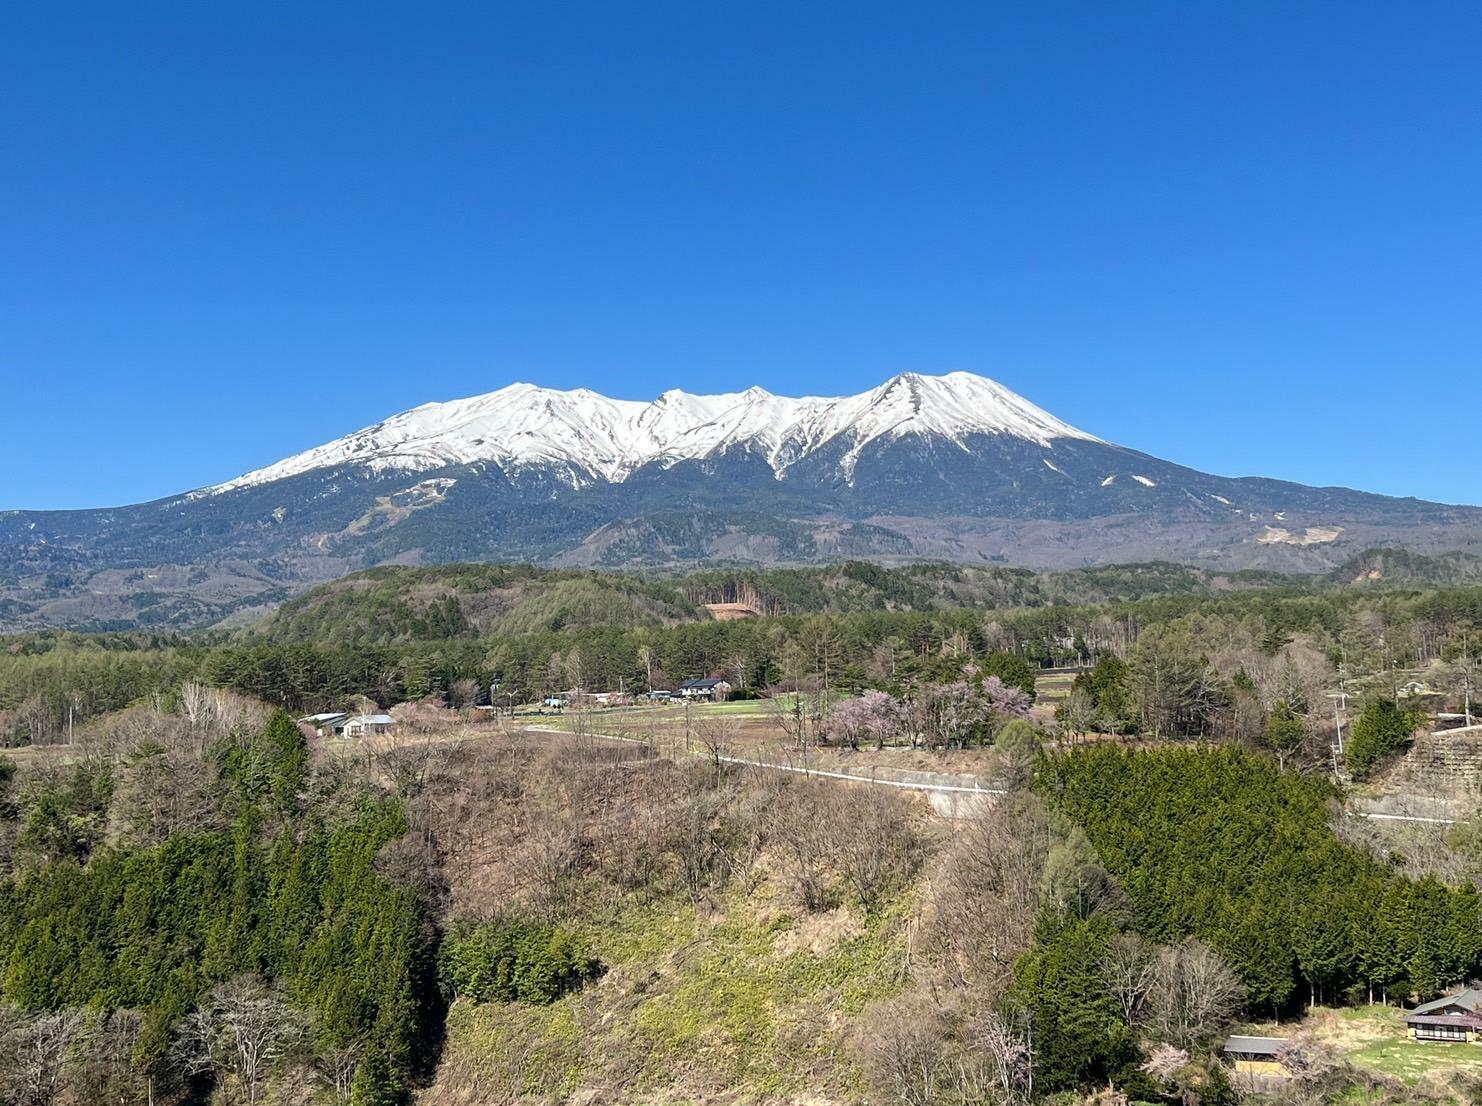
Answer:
[525,726,1467,821]
[523,725,1008,797]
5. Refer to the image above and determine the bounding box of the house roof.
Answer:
[299,712,350,724]
[1222,1036,1286,1057]
[350,713,395,725]
[679,678,729,688]
[1412,988,1482,1016]
[1406,1014,1482,1028]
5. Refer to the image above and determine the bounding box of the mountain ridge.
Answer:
[202,371,1101,494]
[4,369,1482,631]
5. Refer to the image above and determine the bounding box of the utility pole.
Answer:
[1329,691,1348,774]
[1463,633,1475,728]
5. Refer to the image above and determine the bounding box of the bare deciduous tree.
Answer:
[0,1006,89,1106]
[830,788,925,917]
[1098,932,1157,1026]
[1276,1032,1341,1084]
[448,676,482,710]
[693,714,739,777]
[175,976,308,1106]
[1145,940,1244,1049]
[316,1039,364,1106]
[855,995,950,1106]
[927,796,1050,993]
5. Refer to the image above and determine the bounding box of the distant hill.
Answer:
[674,560,1298,617]
[249,559,1304,644]
[257,564,702,644]
[1323,547,1482,587]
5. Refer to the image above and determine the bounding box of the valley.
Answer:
[4,554,1482,1102]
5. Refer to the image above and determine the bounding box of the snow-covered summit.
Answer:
[205,371,1099,494]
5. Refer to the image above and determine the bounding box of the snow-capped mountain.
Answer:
[206,372,1099,493]
[4,369,1482,631]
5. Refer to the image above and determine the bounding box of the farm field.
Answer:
[519,667,1088,773]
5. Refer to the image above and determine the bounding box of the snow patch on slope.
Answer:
[203,371,1101,494]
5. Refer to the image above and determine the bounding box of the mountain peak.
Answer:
[203,371,1098,494]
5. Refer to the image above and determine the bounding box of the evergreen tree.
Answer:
[1346,697,1416,779]
[1261,700,1306,769]
[1007,913,1139,1092]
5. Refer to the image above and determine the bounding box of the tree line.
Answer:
[5,579,1482,761]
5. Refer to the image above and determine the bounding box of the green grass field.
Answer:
[1334,1006,1482,1083]
[1239,1004,1482,1099]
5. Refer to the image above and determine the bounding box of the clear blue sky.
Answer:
[4,2,1480,510]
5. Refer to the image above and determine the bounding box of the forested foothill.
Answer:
[2,555,1482,1103]
[5,551,1482,768]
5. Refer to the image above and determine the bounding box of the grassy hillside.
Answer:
[397,732,937,1105]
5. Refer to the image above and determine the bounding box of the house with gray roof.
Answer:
[343,713,396,737]
[297,712,351,737]
[678,678,732,701]
[1404,987,1482,1043]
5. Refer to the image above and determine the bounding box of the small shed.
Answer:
[1222,1036,1290,1079]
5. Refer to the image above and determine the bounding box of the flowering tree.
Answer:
[980,675,1034,723]
[908,678,1034,749]
[826,673,1035,751]
[969,1009,1034,1105]
[910,682,990,749]
[825,691,903,750]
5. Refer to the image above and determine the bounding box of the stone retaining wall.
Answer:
[1389,726,1482,799]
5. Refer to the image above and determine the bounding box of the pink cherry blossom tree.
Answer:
[825,690,903,750]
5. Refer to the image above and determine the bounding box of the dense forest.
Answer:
[0,695,442,1103]
[249,549,1482,644]
[1038,745,1482,1010]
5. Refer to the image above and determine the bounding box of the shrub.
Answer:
[439,917,599,1005]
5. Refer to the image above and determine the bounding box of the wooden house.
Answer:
[1405,988,1482,1042]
